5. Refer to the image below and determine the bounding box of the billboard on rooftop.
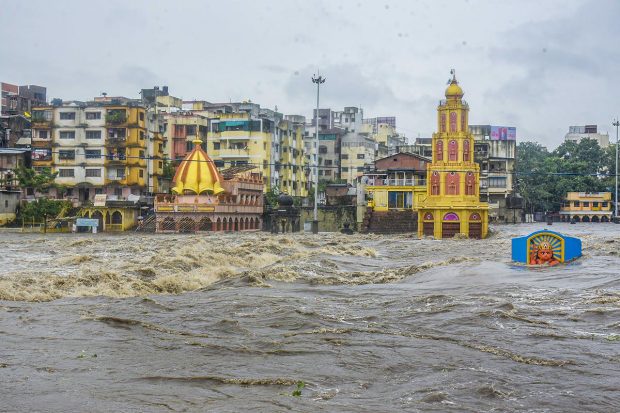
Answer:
[490,126,516,141]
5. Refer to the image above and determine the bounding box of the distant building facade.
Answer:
[469,124,518,221]
[30,98,166,204]
[560,192,612,222]
[564,125,609,148]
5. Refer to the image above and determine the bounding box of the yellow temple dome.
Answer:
[172,139,225,195]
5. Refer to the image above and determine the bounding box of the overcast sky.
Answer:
[1,0,618,148]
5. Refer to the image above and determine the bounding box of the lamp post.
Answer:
[613,118,619,221]
[312,73,326,234]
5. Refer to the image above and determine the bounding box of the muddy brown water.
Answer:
[1,223,619,412]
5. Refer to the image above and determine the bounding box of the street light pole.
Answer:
[613,118,619,221]
[312,73,325,234]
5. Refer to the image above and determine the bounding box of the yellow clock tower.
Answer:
[417,71,489,239]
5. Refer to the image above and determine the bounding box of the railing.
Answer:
[366,178,426,186]
[219,148,250,157]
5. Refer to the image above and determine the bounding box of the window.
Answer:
[319,145,328,154]
[107,128,126,139]
[85,149,101,159]
[59,150,75,160]
[357,154,365,159]
[116,168,126,178]
[139,130,145,140]
[357,167,364,172]
[58,168,74,177]
[32,110,52,121]
[59,131,75,139]
[86,112,101,120]
[602,202,608,208]
[186,125,196,135]
[324,170,332,176]
[342,167,349,172]
[574,201,580,207]
[583,201,590,207]
[95,188,103,195]
[86,130,102,139]
[114,187,123,197]
[449,111,457,132]
[325,160,332,166]
[488,177,507,188]
[5,200,8,208]
[139,150,145,159]
[139,112,145,121]
[60,112,76,120]
[139,169,144,178]
[85,169,101,177]
[214,142,221,150]
[158,143,163,152]
[158,161,163,169]
[341,154,349,160]
[38,130,49,140]
[593,202,599,207]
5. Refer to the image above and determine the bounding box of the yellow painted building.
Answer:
[417,74,489,239]
[364,153,430,212]
[31,99,164,203]
[341,132,376,185]
[207,110,308,195]
[560,192,612,222]
[278,117,309,197]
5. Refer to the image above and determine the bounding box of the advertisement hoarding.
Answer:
[490,126,516,141]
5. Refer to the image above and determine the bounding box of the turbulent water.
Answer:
[1,223,619,412]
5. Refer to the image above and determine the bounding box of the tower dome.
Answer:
[172,139,225,195]
[445,70,464,99]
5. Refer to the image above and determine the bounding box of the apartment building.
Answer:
[340,131,376,184]
[469,124,518,221]
[198,101,308,195]
[564,125,610,148]
[30,99,163,203]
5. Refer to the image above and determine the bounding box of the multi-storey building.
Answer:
[340,131,376,184]
[304,127,345,182]
[564,125,610,148]
[1,83,46,116]
[199,101,308,195]
[560,192,613,222]
[333,106,363,132]
[279,115,308,197]
[30,99,162,203]
[164,111,209,161]
[469,124,518,221]
[363,116,396,134]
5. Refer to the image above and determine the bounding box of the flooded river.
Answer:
[1,223,619,412]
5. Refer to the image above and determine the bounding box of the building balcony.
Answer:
[219,131,253,140]
[219,148,250,158]
[31,120,54,128]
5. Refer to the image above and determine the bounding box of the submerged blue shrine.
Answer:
[512,230,582,266]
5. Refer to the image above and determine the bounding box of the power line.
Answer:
[31,150,620,178]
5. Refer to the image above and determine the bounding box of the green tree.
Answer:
[162,160,176,180]
[14,166,58,195]
[17,198,70,223]
[516,139,611,213]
